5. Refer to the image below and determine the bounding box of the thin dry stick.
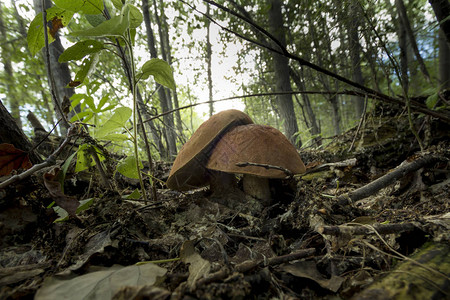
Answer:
[349,94,368,152]
[235,161,293,177]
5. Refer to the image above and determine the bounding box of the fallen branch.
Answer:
[196,248,315,287]
[335,154,445,207]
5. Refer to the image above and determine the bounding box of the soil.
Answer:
[0,109,449,299]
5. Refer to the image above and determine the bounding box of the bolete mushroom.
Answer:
[166,109,253,191]
[206,124,306,202]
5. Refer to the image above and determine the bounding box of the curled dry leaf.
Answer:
[43,167,80,216]
[0,143,32,176]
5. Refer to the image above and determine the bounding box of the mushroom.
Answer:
[206,124,306,202]
[166,109,253,191]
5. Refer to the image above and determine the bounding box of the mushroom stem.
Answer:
[243,175,271,203]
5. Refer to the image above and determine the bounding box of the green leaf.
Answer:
[85,14,107,27]
[116,155,143,179]
[426,93,438,109]
[75,144,105,172]
[69,111,93,123]
[27,12,55,56]
[100,133,130,142]
[71,4,130,37]
[140,58,176,89]
[129,4,143,29]
[59,151,77,193]
[53,0,104,14]
[123,189,141,199]
[96,107,132,138]
[74,53,100,84]
[59,40,104,62]
[111,0,124,10]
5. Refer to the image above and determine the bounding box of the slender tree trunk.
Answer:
[268,0,300,147]
[158,0,184,142]
[346,1,365,118]
[141,0,177,159]
[428,0,450,48]
[439,29,450,89]
[0,3,21,128]
[395,0,431,83]
[206,3,214,117]
[33,0,74,134]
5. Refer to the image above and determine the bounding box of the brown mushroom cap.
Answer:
[166,109,253,190]
[206,124,306,177]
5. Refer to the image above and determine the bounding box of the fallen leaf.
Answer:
[281,261,344,292]
[180,240,211,291]
[43,167,79,216]
[35,264,167,300]
[0,143,32,176]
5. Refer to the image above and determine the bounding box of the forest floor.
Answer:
[0,105,449,299]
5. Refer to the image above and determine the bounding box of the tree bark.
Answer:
[206,3,214,117]
[439,29,450,89]
[396,0,431,83]
[0,100,42,164]
[346,1,365,118]
[268,0,300,147]
[0,4,21,129]
[142,0,177,159]
[428,0,450,48]
[33,0,75,134]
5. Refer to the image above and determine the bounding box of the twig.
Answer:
[0,125,79,189]
[235,161,293,177]
[349,94,368,152]
[318,223,416,236]
[301,158,357,175]
[335,154,445,207]
[196,248,315,286]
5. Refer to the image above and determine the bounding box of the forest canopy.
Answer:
[0,0,448,158]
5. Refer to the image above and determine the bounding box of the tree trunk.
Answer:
[141,0,177,159]
[439,29,450,89]
[33,0,75,134]
[395,0,431,84]
[158,0,184,142]
[0,3,21,129]
[268,0,300,147]
[206,3,214,117]
[428,0,450,48]
[0,100,42,164]
[346,1,365,118]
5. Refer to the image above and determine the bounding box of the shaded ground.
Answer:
[0,108,449,299]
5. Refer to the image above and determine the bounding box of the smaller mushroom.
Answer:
[166,109,253,191]
[206,124,306,203]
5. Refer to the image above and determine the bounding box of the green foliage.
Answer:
[139,58,176,89]
[52,0,104,14]
[73,53,99,84]
[27,12,54,56]
[27,7,74,56]
[75,144,105,172]
[116,155,143,179]
[95,107,132,139]
[71,4,130,37]
[58,40,104,62]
